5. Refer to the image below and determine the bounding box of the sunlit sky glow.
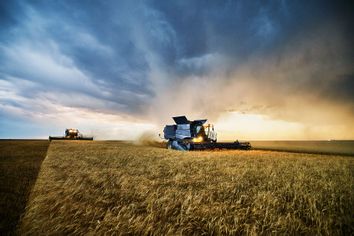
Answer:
[0,0,353,140]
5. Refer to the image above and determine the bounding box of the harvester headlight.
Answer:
[193,136,203,143]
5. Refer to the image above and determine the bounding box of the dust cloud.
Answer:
[134,131,165,148]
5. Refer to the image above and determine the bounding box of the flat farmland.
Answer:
[251,140,354,156]
[16,141,353,235]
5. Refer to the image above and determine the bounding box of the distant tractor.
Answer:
[162,116,251,151]
[49,129,93,141]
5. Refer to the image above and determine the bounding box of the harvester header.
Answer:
[162,116,251,151]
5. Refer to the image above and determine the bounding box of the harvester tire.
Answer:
[167,140,173,149]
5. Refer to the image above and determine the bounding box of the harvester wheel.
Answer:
[167,140,173,149]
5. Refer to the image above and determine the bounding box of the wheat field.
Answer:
[17,141,354,235]
[0,140,49,234]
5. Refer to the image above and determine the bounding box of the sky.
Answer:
[0,0,353,140]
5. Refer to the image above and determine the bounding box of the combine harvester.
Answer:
[162,116,251,151]
[49,128,93,141]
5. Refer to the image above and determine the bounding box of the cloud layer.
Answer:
[0,0,353,139]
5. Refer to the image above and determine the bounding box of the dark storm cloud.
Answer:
[144,0,354,124]
[324,75,354,103]
[152,0,354,71]
[0,1,23,36]
[0,0,353,138]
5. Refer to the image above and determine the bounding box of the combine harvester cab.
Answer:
[49,128,93,141]
[163,116,251,151]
